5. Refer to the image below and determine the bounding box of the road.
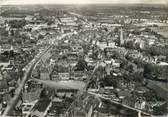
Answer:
[88,91,152,117]
[33,78,86,90]
[62,54,152,117]
[2,33,72,117]
[2,46,51,117]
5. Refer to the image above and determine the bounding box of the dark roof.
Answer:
[0,80,8,89]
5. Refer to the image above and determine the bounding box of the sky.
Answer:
[0,0,168,5]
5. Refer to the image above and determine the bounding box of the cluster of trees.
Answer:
[38,34,45,40]
[82,42,91,55]
[45,18,55,25]
[143,63,168,82]
[75,58,88,71]
[0,28,29,45]
[0,50,15,62]
[0,28,9,36]
[145,46,168,57]
[91,46,100,60]
[8,19,26,28]
[102,75,119,88]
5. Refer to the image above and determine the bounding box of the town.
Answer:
[0,4,168,117]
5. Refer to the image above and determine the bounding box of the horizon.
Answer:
[0,0,168,5]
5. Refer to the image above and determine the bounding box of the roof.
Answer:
[0,73,3,80]
[135,86,150,93]
[0,80,8,89]
[158,62,168,66]
[117,90,131,98]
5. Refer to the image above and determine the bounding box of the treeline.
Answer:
[8,20,26,28]
[144,63,168,82]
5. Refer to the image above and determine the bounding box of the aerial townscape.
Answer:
[0,3,168,117]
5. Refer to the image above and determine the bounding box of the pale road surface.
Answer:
[2,46,51,117]
[32,78,86,90]
[2,33,72,117]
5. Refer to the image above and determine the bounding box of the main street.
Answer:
[2,45,51,116]
[2,32,73,117]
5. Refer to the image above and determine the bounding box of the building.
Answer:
[58,73,70,80]
[0,45,13,54]
[0,73,8,93]
[120,28,124,46]
[40,67,50,80]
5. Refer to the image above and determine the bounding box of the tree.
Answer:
[0,28,8,36]
[103,75,118,88]
[82,43,90,55]
[143,64,151,78]
[46,18,55,25]
[14,30,21,38]
[9,20,26,28]
[9,50,14,58]
[10,29,14,36]
[40,88,47,98]
[38,34,44,40]
[75,59,88,71]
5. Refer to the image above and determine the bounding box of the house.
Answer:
[40,67,50,80]
[0,73,8,94]
[25,15,34,22]
[0,44,13,54]
[58,73,70,80]
[50,71,59,81]
[66,53,78,61]
[70,71,87,81]
[71,45,83,53]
